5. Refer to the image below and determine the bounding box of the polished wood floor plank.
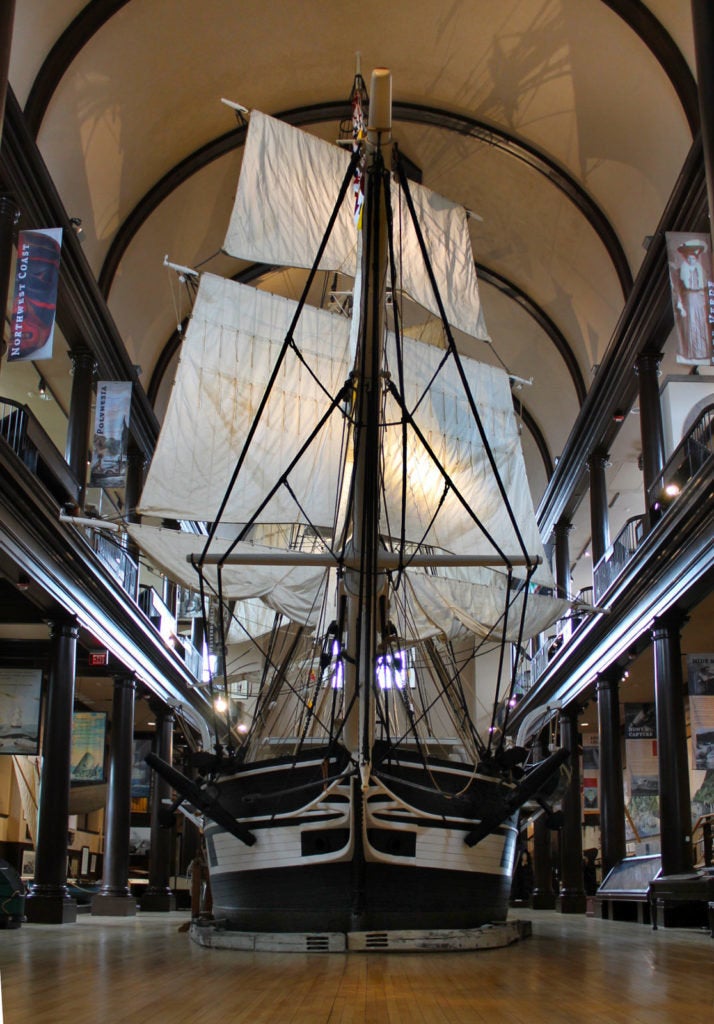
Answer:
[0,910,711,1024]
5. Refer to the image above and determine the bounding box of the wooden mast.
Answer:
[343,68,392,784]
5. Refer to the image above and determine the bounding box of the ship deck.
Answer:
[1,909,710,1022]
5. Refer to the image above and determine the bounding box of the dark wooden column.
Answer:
[530,734,556,910]
[558,704,586,914]
[587,449,610,567]
[65,347,96,508]
[651,615,693,877]
[597,669,626,877]
[92,676,137,916]
[635,352,665,528]
[123,445,145,522]
[0,193,19,362]
[0,0,15,135]
[123,444,145,570]
[692,0,714,222]
[553,519,572,601]
[25,619,79,924]
[141,699,176,911]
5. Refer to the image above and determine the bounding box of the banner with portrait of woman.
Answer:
[666,232,714,366]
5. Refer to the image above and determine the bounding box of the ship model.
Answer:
[131,66,570,947]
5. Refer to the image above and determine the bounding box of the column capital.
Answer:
[634,350,662,376]
[148,695,176,722]
[48,618,80,642]
[68,346,98,375]
[651,610,688,641]
[113,674,137,693]
[126,446,147,470]
[596,667,622,695]
[587,448,611,471]
[0,193,19,224]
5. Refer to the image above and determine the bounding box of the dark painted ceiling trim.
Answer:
[24,0,132,138]
[24,0,698,151]
[97,100,632,304]
[601,0,699,135]
[537,137,707,540]
[512,399,554,480]
[476,265,587,405]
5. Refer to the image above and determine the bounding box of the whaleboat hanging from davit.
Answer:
[130,65,572,950]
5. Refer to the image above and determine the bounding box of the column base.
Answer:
[140,890,177,912]
[91,894,137,917]
[558,890,587,914]
[25,894,77,924]
[530,891,556,910]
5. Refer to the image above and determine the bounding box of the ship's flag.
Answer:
[351,80,366,228]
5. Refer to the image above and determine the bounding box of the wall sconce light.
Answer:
[69,217,85,243]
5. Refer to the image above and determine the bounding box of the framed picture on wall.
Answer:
[0,669,42,754]
[70,712,106,782]
[21,848,36,877]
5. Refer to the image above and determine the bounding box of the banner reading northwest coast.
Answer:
[8,228,63,362]
[89,381,132,488]
[665,232,714,366]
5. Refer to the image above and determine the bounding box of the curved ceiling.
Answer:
[6,0,699,538]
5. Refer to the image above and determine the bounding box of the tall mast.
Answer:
[343,69,392,785]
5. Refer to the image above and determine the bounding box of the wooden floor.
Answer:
[0,909,711,1024]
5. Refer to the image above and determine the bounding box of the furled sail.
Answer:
[126,521,567,642]
[224,110,490,342]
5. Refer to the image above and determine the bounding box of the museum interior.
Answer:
[0,2,712,1021]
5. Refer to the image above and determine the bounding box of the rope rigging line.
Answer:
[199,147,362,560]
[393,158,534,568]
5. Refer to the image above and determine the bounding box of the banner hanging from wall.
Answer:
[70,712,106,782]
[665,231,714,366]
[89,381,132,488]
[687,654,714,818]
[624,702,659,845]
[7,228,63,363]
[582,735,599,817]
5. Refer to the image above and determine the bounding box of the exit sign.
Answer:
[88,650,109,667]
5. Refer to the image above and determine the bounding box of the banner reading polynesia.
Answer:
[8,228,63,362]
[89,381,132,488]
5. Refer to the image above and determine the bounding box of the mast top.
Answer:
[367,68,392,141]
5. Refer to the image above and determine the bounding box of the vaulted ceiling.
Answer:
[4,1,703,593]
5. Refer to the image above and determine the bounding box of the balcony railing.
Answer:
[0,397,79,503]
[89,529,139,601]
[593,515,646,602]
[648,402,714,515]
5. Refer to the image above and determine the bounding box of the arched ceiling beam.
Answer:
[24,0,131,137]
[476,264,587,405]
[147,263,555,482]
[97,100,633,301]
[601,0,699,135]
[513,399,554,480]
[22,0,698,151]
